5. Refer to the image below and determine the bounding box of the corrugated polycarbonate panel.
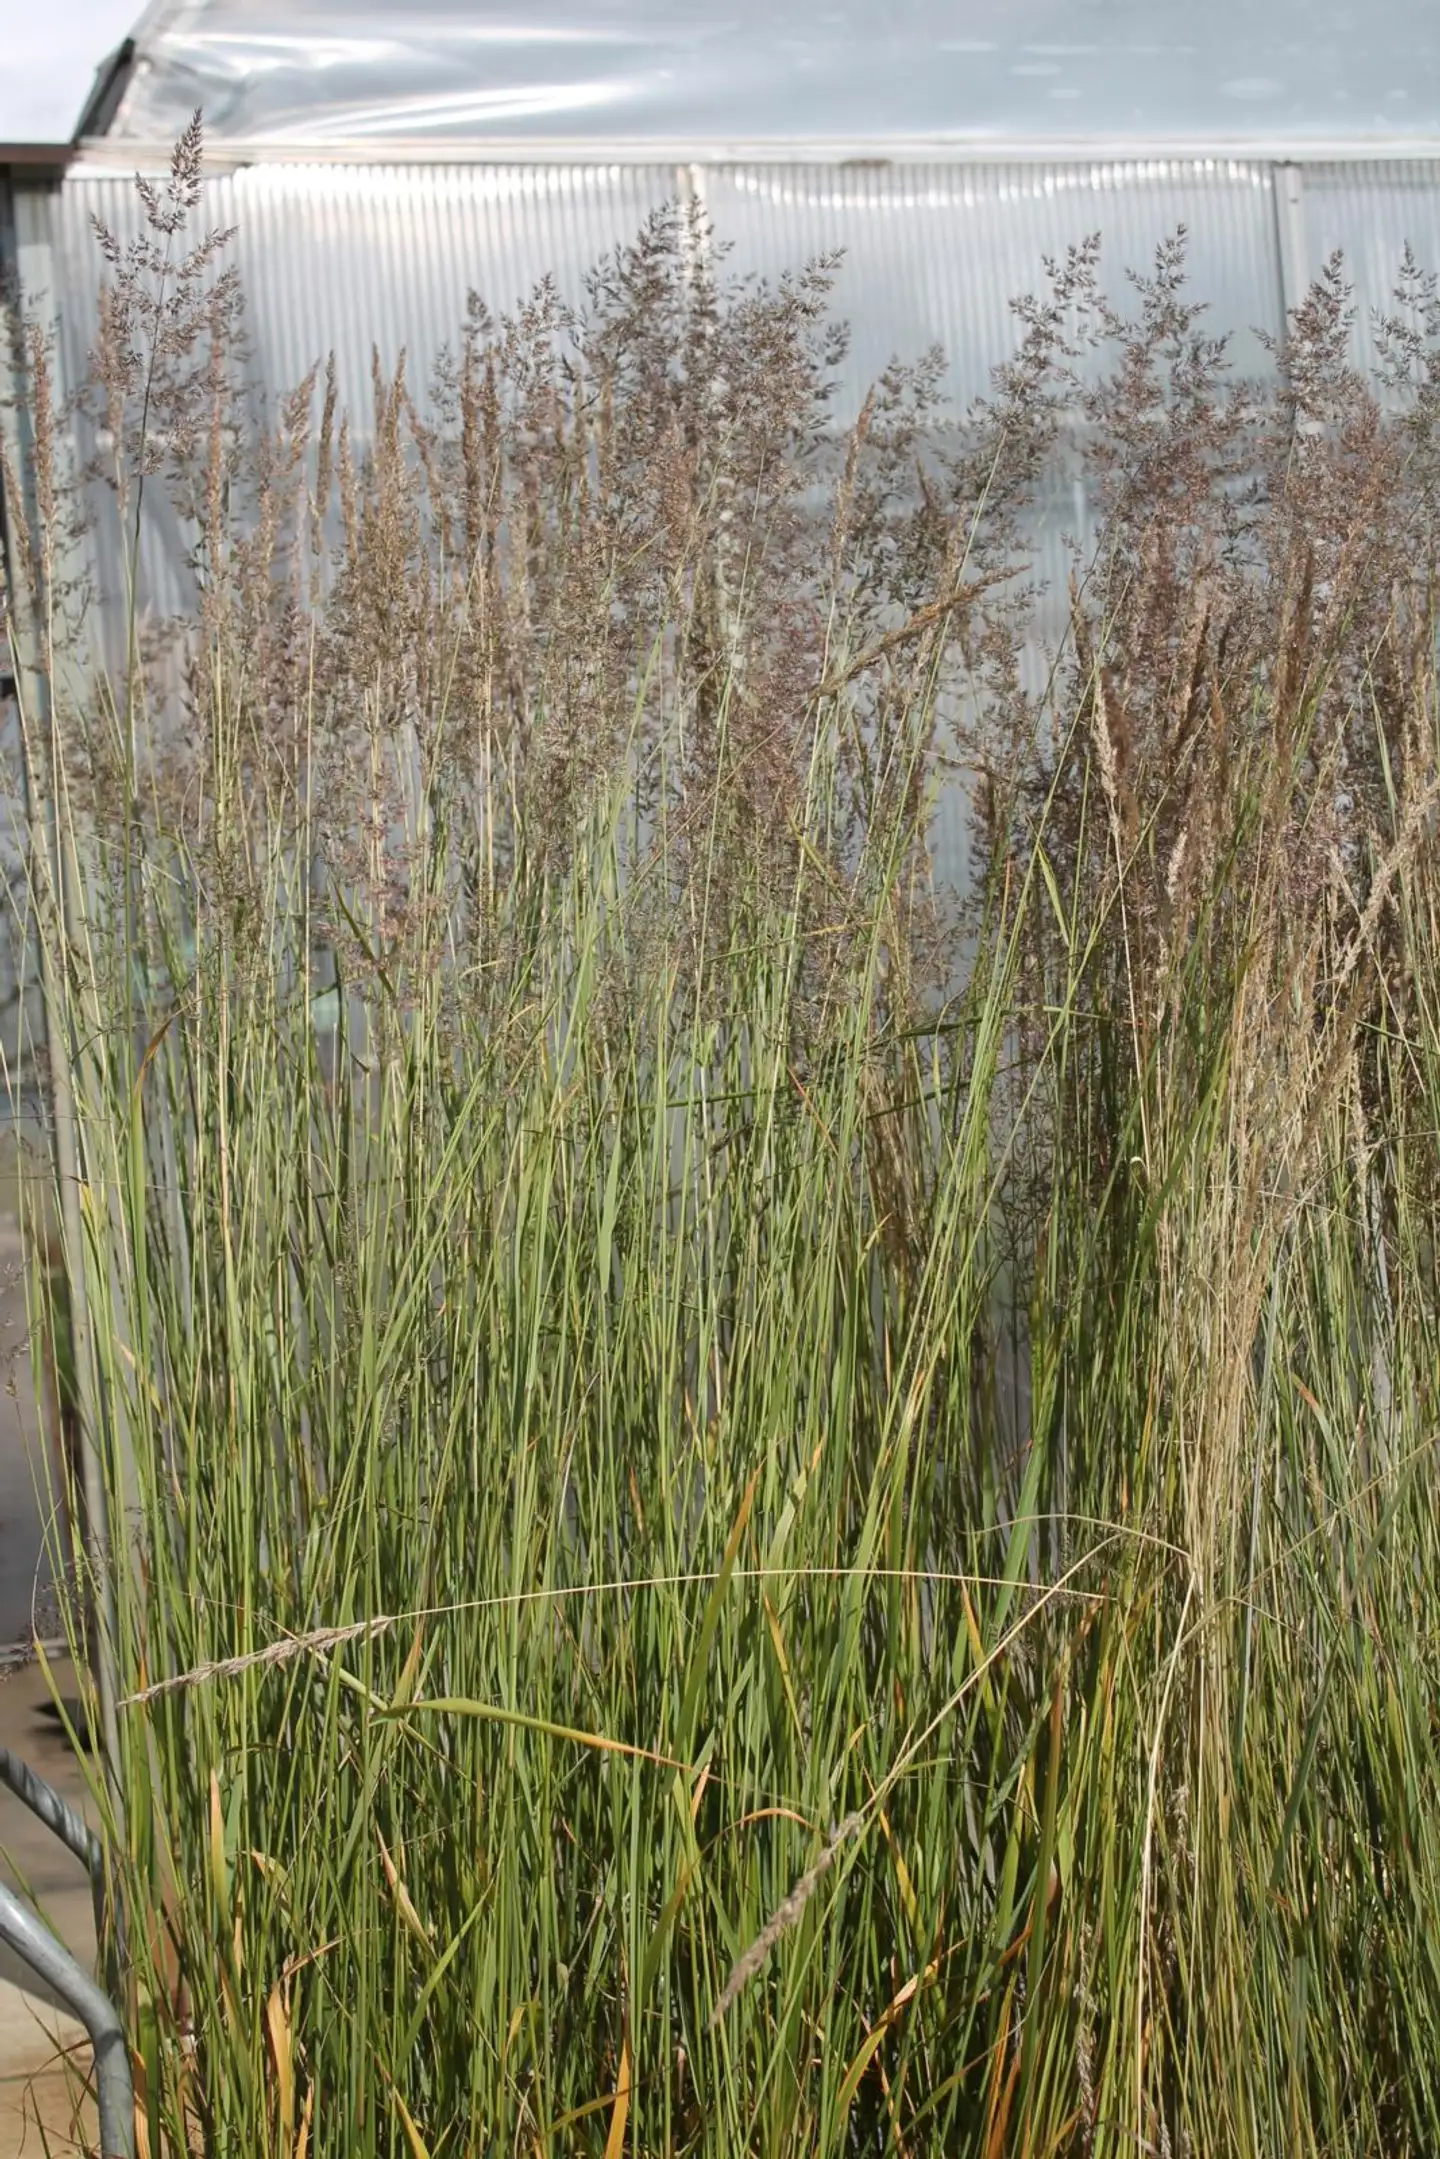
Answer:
[35,151,1440,903]
[42,152,1288,899]
[46,155,1286,679]
[54,162,677,434]
[1299,162,1440,378]
[700,159,1285,414]
[49,162,678,649]
[698,158,1286,896]
[112,0,1440,154]
[54,155,1287,434]
[691,159,1284,890]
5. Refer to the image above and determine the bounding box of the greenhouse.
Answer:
[0,0,1436,994]
[6,0,1440,814]
[9,2,1440,412]
[0,0,1436,1099]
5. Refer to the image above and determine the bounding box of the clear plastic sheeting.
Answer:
[111,0,1440,154]
[53,162,678,437]
[699,160,1283,399]
[44,150,1298,900]
[1302,163,1440,379]
[52,156,1286,436]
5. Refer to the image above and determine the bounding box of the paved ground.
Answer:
[0,1201,99,2155]
[0,1657,98,2156]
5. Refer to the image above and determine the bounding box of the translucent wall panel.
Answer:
[695,159,1286,891]
[36,152,1440,905]
[700,158,1285,413]
[54,153,1288,436]
[49,161,677,646]
[54,161,677,429]
[1300,161,1440,378]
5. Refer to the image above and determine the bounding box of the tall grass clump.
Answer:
[5,123,1440,2155]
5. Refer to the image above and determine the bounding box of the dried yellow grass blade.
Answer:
[876,1806,920,1936]
[207,1769,227,1910]
[265,1982,295,2148]
[602,2036,631,2159]
[390,1623,426,1710]
[836,1958,942,2114]
[391,2086,432,2159]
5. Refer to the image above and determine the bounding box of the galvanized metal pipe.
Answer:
[0,1879,133,2158]
[0,1740,127,2026]
[0,1745,101,1872]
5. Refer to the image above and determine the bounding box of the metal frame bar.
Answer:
[0,1733,127,2000]
[0,1748,132,2158]
[66,135,1440,173]
[0,1882,132,2158]
[0,1747,99,1873]
[1272,159,1309,325]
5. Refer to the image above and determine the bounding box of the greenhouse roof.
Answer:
[102,0,1440,159]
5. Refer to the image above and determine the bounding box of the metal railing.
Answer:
[0,1745,134,2159]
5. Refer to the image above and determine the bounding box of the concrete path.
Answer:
[0,1657,99,2157]
[0,1203,100,2155]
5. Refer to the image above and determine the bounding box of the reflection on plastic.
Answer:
[106,0,1440,151]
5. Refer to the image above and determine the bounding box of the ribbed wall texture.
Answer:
[53,162,678,442]
[50,162,679,653]
[53,157,1286,429]
[27,154,1440,907]
[700,159,1284,403]
[1301,162,1440,380]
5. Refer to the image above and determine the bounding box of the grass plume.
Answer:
[4,130,1440,2157]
